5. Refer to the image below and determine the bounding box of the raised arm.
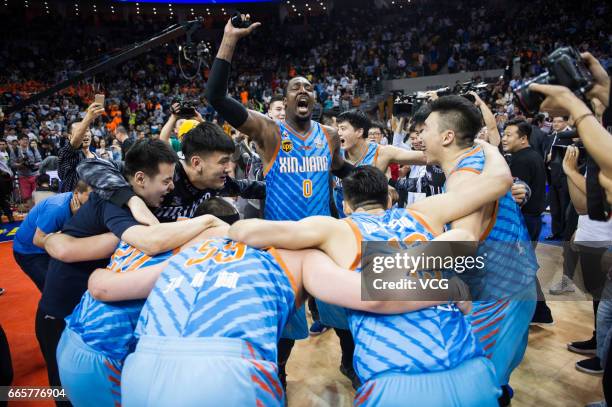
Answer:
[470,92,500,147]
[71,102,105,149]
[44,233,119,263]
[205,17,279,163]
[159,103,180,145]
[379,145,427,168]
[410,140,512,231]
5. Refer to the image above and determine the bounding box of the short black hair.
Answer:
[37,173,50,187]
[181,122,235,161]
[124,139,178,179]
[369,121,386,133]
[342,166,389,210]
[429,95,483,147]
[505,119,532,142]
[337,109,371,139]
[194,197,240,225]
[412,104,432,126]
[269,95,285,106]
[18,134,29,141]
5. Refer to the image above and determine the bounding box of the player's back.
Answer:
[66,241,174,360]
[345,208,482,383]
[448,145,538,299]
[264,120,333,221]
[135,238,297,363]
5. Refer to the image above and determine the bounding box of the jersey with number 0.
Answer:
[66,241,175,361]
[134,238,297,363]
[264,120,333,221]
[346,208,482,383]
[334,142,381,218]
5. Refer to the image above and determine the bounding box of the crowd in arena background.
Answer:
[0,0,610,214]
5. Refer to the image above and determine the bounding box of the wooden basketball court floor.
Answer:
[285,243,605,407]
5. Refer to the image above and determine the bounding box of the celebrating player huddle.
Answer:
[16,15,544,407]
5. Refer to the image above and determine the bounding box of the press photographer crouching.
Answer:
[525,49,612,406]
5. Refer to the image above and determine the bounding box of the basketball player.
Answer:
[88,148,508,406]
[205,15,357,386]
[334,109,426,218]
[419,95,539,405]
[228,144,511,406]
[56,199,236,407]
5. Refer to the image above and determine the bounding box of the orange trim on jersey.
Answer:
[343,218,363,271]
[473,314,505,334]
[406,209,440,237]
[448,145,482,175]
[449,167,482,176]
[283,120,316,141]
[104,360,122,376]
[480,200,499,241]
[267,247,299,299]
[263,125,282,177]
[256,400,264,407]
[471,300,503,317]
[107,375,120,386]
[246,341,257,359]
[125,254,151,272]
[372,145,381,167]
[250,360,282,399]
[483,341,497,352]
[251,374,276,398]
[479,327,500,343]
[355,382,376,406]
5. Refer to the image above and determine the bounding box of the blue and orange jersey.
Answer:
[446,144,539,300]
[334,143,381,218]
[446,145,539,360]
[66,241,175,361]
[134,238,298,363]
[345,208,482,383]
[264,120,333,220]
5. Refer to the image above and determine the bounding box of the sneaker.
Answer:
[309,321,330,336]
[339,364,361,390]
[498,384,514,407]
[575,357,603,375]
[530,303,554,326]
[549,275,576,295]
[585,401,606,407]
[567,336,597,356]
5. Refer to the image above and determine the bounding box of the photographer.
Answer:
[160,101,205,153]
[10,134,42,209]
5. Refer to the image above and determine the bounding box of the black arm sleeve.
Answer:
[332,161,356,179]
[205,58,249,128]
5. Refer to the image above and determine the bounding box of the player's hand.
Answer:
[194,110,205,123]
[468,91,483,107]
[456,301,472,315]
[127,196,160,226]
[581,52,610,108]
[224,14,261,40]
[398,165,410,178]
[425,91,438,101]
[511,182,527,204]
[70,194,82,213]
[562,145,580,175]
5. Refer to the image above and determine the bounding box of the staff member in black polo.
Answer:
[502,119,552,325]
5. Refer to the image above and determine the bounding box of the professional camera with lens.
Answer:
[392,87,451,117]
[513,46,593,114]
[457,81,490,103]
[171,97,198,119]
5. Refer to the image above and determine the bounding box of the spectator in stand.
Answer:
[10,134,42,209]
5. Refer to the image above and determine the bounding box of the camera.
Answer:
[392,87,451,117]
[171,97,198,119]
[513,46,593,114]
[456,81,490,103]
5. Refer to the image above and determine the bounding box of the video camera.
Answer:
[392,87,451,117]
[455,81,490,103]
[513,46,593,115]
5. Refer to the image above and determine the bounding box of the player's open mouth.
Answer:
[297,98,309,113]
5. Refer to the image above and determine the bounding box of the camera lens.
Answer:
[513,72,549,114]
